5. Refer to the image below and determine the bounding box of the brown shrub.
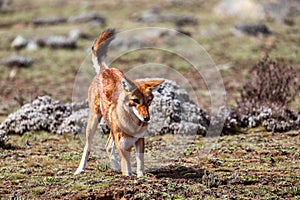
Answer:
[222,56,299,134]
[240,55,298,107]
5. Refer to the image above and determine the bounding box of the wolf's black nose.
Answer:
[144,116,150,122]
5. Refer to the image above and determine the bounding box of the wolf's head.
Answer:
[121,77,164,123]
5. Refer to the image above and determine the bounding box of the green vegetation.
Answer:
[0,130,299,199]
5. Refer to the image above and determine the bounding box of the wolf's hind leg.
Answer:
[105,132,121,171]
[75,112,101,175]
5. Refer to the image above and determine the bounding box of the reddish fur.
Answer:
[92,28,115,56]
[88,68,124,125]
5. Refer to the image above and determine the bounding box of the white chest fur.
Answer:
[114,94,148,137]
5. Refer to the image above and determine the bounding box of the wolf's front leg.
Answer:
[114,132,133,176]
[120,149,132,176]
[135,138,145,178]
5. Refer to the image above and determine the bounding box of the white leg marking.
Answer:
[136,152,144,178]
[120,149,132,176]
[75,113,100,175]
[135,138,145,178]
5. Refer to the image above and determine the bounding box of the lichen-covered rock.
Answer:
[0,129,8,145]
[234,23,271,36]
[0,96,72,135]
[214,0,265,20]
[146,79,209,136]
[136,8,197,26]
[0,79,209,138]
[221,103,300,134]
[11,35,28,49]
[4,55,33,68]
[37,35,77,49]
[32,16,67,26]
[68,12,106,25]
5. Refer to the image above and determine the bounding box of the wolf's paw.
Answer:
[74,168,85,175]
[111,160,121,171]
[137,171,145,178]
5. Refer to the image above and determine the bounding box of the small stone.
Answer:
[32,16,67,26]
[4,55,33,68]
[0,130,8,145]
[37,35,77,49]
[69,29,81,41]
[26,40,39,51]
[214,0,265,20]
[234,23,271,36]
[11,35,28,50]
[68,12,106,25]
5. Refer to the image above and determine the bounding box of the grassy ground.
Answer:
[0,130,299,199]
[0,0,299,199]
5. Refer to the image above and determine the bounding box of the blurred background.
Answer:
[0,0,299,120]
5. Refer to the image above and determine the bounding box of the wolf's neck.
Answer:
[114,93,147,137]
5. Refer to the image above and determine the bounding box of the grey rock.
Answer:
[0,0,11,11]
[214,0,265,20]
[136,8,197,26]
[146,79,209,136]
[223,103,300,133]
[0,96,72,135]
[68,12,106,25]
[26,40,39,51]
[0,129,8,145]
[264,0,300,23]
[37,35,77,49]
[11,35,28,49]
[214,0,300,22]
[234,23,271,36]
[110,29,175,51]
[4,55,33,68]
[32,16,67,26]
[161,13,197,26]
[68,29,81,41]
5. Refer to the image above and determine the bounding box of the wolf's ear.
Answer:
[121,76,137,92]
[143,79,164,91]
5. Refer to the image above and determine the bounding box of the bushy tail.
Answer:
[92,28,115,72]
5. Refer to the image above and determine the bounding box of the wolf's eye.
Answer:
[132,99,140,104]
